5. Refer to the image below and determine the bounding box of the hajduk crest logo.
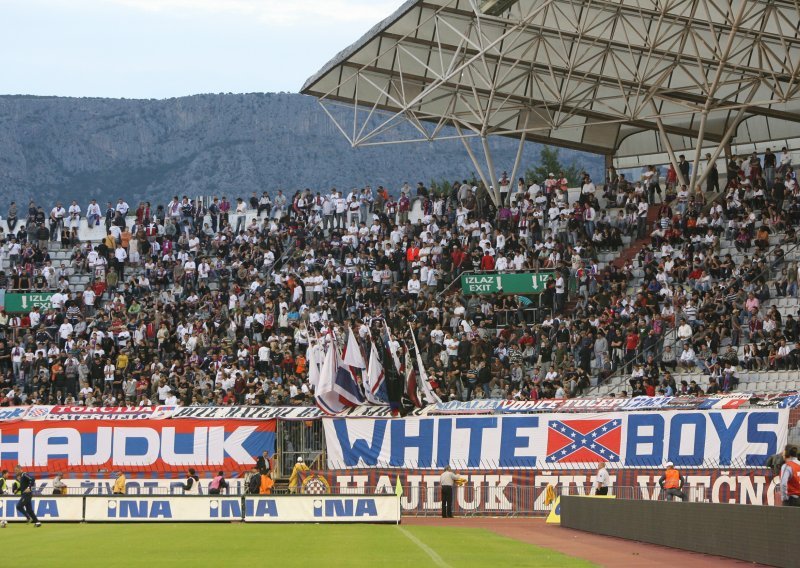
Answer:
[545,418,622,463]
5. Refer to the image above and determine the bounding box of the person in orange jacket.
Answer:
[658,462,687,501]
[259,471,275,495]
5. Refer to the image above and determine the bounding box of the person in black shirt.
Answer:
[14,466,41,526]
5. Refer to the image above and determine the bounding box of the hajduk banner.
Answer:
[0,418,275,473]
[309,467,779,514]
[323,409,788,469]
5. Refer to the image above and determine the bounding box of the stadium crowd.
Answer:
[0,148,798,410]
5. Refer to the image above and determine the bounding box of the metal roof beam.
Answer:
[317,94,616,155]
[375,31,800,123]
[310,60,725,143]
[413,2,798,82]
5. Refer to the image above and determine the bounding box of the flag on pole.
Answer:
[315,333,345,415]
[395,476,403,497]
[407,324,442,405]
[342,327,366,369]
[404,350,423,408]
[314,331,365,415]
[364,340,389,405]
[306,340,324,390]
[334,328,366,407]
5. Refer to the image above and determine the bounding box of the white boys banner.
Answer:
[323,409,789,469]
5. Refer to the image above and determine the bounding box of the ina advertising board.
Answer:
[0,496,84,522]
[0,419,275,473]
[323,410,788,469]
[84,496,243,522]
[243,495,400,523]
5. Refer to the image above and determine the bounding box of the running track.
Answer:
[404,518,766,567]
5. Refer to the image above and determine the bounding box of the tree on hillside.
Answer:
[525,147,582,186]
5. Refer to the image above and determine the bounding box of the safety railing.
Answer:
[36,481,780,516]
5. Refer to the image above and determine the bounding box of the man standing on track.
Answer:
[440,466,464,518]
[779,446,800,507]
[14,466,41,527]
[658,462,687,501]
[592,462,612,496]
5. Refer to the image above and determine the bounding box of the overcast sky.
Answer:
[1,0,400,99]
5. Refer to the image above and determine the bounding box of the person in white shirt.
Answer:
[114,245,127,279]
[50,202,66,241]
[407,274,421,297]
[116,199,130,216]
[678,343,697,370]
[235,198,247,233]
[86,199,102,228]
[68,201,82,231]
[593,462,612,495]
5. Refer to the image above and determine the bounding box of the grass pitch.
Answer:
[3,523,594,567]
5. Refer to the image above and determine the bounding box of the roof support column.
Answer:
[689,110,709,192]
[654,114,687,187]
[508,131,528,195]
[454,124,492,202]
[481,136,501,206]
[693,82,760,193]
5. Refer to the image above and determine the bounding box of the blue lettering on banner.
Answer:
[313,498,378,518]
[108,500,172,519]
[436,418,452,468]
[245,499,278,518]
[0,408,27,420]
[325,410,787,468]
[499,416,539,467]
[455,417,497,467]
[390,420,433,467]
[667,413,706,466]
[625,414,664,466]
[209,500,241,519]
[0,499,60,518]
[745,412,779,466]
[709,412,745,465]
[334,419,386,467]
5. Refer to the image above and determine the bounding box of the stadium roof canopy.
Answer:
[302,0,800,201]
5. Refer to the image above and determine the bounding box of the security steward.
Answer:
[183,468,200,495]
[439,466,463,518]
[592,462,612,496]
[14,465,41,526]
[658,461,687,501]
[779,446,800,506]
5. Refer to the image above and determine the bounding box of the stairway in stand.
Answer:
[610,205,660,269]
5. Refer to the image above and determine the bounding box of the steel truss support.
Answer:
[304,0,800,188]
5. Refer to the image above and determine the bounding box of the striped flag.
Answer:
[314,331,365,415]
[364,341,389,405]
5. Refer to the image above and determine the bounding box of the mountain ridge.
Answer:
[0,93,602,208]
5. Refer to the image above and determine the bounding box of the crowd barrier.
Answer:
[0,495,401,523]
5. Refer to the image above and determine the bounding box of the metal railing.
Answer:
[27,476,784,516]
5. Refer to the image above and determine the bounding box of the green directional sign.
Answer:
[3,292,56,312]
[461,272,553,295]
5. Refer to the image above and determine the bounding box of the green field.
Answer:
[2,523,594,568]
